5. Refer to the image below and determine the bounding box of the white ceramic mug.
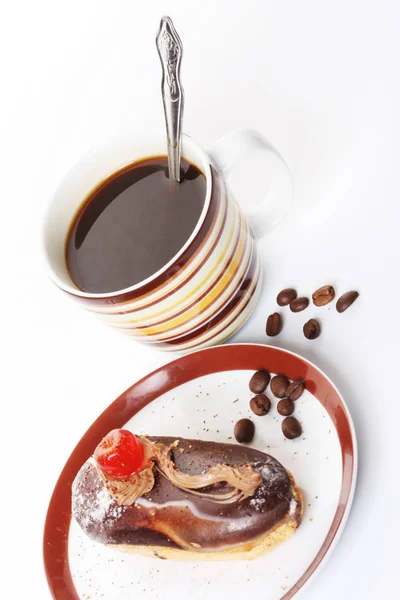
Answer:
[42,129,292,352]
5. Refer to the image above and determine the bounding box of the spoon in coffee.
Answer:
[156,16,184,183]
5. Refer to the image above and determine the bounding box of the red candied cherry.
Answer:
[94,429,144,478]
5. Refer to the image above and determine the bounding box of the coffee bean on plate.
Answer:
[336,291,359,313]
[250,394,271,416]
[289,297,309,312]
[303,319,320,339]
[286,380,305,401]
[282,416,302,439]
[249,370,270,393]
[270,375,290,398]
[266,312,282,336]
[312,285,335,307]
[277,399,295,416]
[234,418,255,443]
[277,288,297,306]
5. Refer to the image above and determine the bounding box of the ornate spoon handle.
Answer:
[156,16,184,183]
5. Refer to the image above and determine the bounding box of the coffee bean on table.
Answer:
[277,399,295,416]
[282,416,302,439]
[312,285,335,307]
[249,370,270,393]
[303,319,320,339]
[234,419,255,444]
[286,380,305,401]
[277,288,297,306]
[270,375,290,398]
[336,291,359,313]
[289,297,309,312]
[250,394,271,416]
[266,312,282,336]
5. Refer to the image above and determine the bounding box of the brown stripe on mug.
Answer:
[115,211,249,333]
[161,249,259,347]
[117,242,258,344]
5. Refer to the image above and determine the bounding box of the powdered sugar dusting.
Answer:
[260,463,285,485]
[72,462,126,532]
[247,455,293,512]
[257,456,288,491]
[89,487,114,522]
[249,497,266,510]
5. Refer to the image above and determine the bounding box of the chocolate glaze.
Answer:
[72,437,302,552]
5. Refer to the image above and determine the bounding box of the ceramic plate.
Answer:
[43,344,357,600]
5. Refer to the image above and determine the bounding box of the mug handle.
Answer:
[208,129,293,239]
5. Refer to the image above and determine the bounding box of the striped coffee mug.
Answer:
[42,129,291,352]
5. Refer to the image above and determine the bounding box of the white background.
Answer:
[1,1,399,598]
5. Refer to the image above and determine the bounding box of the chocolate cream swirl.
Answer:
[94,436,262,506]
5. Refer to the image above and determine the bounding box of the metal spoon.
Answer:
[156,16,184,183]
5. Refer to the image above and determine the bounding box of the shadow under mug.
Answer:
[42,129,292,352]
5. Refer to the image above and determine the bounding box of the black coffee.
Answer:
[66,157,206,293]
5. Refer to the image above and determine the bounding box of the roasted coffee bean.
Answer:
[286,380,305,401]
[249,370,270,393]
[336,291,359,313]
[277,288,297,306]
[266,312,282,336]
[277,399,295,416]
[282,416,302,439]
[250,394,271,416]
[303,319,321,339]
[270,375,290,398]
[289,297,309,312]
[234,418,255,444]
[312,285,335,307]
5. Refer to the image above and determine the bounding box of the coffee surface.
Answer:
[66,157,206,293]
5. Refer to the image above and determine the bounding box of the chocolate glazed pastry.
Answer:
[72,436,303,560]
